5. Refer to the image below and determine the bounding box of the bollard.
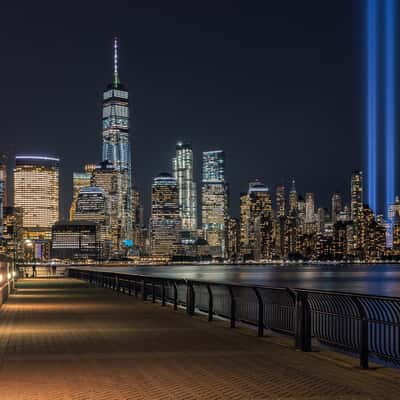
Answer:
[294,291,312,352]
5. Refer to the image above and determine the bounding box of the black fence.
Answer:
[68,267,400,369]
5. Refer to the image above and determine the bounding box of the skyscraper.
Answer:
[351,170,363,221]
[201,150,228,257]
[51,221,99,260]
[240,180,272,259]
[150,173,182,256]
[0,180,3,240]
[74,187,109,225]
[289,179,298,212]
[101,37,132,248]
[305,193,315,223]
[391,196,400,252]
[91,160,119,252]
[174,142,197,230]
[202,150,225,182]
[74,186,111,256]
[13,155,59,240]
[0,155,8,207]
[69,164,95,220]
[0,156,7,238]
[331,193,342,224]
[276,185,286,217]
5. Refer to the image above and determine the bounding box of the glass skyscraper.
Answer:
[150,173,182,256]
[201,150,228,257]
[69,164,94,220]
[13,155,60,240]
[173,142,197,230]
[101,37,132,248]
[202,150,225,183]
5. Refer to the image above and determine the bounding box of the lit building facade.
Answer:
[74,187,109,225]
[276,185,286,217]
[305,193,315,223]
[0,206,23,258]
[91,161,119,252]
[150,173,182,256]
[51,221,99,260]
[0,155,8,208]
[225,216,239,260]
[101,38,132,248]
[351,170,363,221]
[13,155,59,240]
[173,142,197,230]
[388,196,400,249]
[289,179,298,212]
[69,164,94,220]
[331,193,342,223]
[201,150,228,257]
[74,186,111,258]
[240,180,272,259]
[0,180,3,240]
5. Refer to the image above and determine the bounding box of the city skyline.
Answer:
[2,5,400,399]
[0,1,380,221]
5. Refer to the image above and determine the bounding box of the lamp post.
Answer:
[12,224,23,280]
[24,239,33,259]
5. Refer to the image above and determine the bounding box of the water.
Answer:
[79,263,400,297]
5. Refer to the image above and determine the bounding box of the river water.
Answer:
[80,263,400,297]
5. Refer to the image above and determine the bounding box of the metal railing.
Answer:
[68,267,400,369]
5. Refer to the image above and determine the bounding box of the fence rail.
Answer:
[67,267,400,369]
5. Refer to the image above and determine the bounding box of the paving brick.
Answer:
[0,278,398,399]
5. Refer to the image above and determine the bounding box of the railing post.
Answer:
[228,286,236,328]
[161,281,166,306]
[152,281,156,303]
[173,282,178,310]
[206,284,213,321]
[253,288,264,337]
[142,278,147,301]
[294,291,312,352]
[134,279,138,298]
[352,297,369,369]
[186,281,195,316]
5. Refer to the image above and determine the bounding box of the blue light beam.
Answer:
[385,0,396,217]
[367,0,378,214]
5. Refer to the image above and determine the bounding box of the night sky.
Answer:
[1,1,369,220]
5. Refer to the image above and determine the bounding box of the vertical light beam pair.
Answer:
[366,0,396,217]
[385,0,395,218]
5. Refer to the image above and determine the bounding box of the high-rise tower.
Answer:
[173,142,197,230]
[201,150,228,257]
[150,173,182,256]
[276,185,286,217]
[331,193,342,224]
[305,193,315,223]
[101,38,132,248]
[14,155,60,240]
[351,171,363,221]
[289,179,298,213]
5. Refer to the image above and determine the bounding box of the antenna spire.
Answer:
[113,37,120,88]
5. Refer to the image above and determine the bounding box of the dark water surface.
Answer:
[79,263,400,297]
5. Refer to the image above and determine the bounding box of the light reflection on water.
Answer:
[88,264,400,297]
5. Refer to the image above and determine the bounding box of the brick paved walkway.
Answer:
[0,279,398,399]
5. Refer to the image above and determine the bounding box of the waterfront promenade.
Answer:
[0,279,399,399]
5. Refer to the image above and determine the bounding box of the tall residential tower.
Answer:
[173,142,197,230]
[201,150,228,257]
